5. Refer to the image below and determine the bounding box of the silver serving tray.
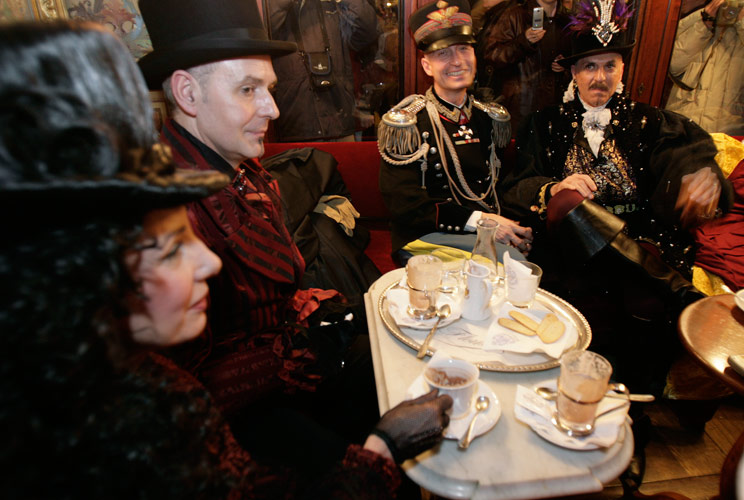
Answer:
[378,282,592,372]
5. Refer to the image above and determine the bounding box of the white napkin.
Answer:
[504,253,533,280]
[504,254,539,299]
[386,288,462,329]
[483,304,578,359]
[514,383,629,450]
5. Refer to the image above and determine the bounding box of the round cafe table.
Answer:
[678,294,744,394]
[678,294,744,500]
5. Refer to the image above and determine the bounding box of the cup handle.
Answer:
[482,279,493,308]
[607,382,629,401]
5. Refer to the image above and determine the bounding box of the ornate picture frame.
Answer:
[1,0,167,128]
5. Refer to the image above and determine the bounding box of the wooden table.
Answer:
[678,294,744,394]
[365,268,633,500]
[678,294,744,500]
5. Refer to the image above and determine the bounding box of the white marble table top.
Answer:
[365,268,633,500]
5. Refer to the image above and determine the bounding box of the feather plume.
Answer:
[567,0,634,33]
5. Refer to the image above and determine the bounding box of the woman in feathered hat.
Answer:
[0,20,451,499]
[501,0,732,397]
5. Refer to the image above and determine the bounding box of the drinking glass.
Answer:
[505,260,542,308]
[431,247,468,295]
[554,350,618,437]
[406,254,443,319]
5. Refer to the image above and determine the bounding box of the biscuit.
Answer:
[498,317,536,336]
[537,314,565,343]
[508,310,540,332]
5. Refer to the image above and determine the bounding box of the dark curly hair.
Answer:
[0,21,248,499]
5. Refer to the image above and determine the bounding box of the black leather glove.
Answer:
[371,389,453,463]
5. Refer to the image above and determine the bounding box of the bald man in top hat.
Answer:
[136,1,452,483]
[378,0,533,265]
[501,0,733,398]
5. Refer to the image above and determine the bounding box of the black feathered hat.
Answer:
[409,0,476,53]
[559,0,636,68]
[0,89,229,211]
[138,0,296,89]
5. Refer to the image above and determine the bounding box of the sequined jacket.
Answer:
[502,94,733,274]
[378,88,511,253]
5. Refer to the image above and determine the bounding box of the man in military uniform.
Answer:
[378,0,533,264]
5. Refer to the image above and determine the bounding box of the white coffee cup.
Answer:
[424,357,479,419]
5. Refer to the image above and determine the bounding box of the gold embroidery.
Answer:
[564,138,638,205]
[427,87,472,124]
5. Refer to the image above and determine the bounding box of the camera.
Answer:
[717,0,743,26]
[532,7,544,29]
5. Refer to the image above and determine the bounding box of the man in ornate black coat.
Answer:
[501,0,733,395]
[378,0,533,264]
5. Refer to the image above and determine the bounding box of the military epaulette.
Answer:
[473,99,511,148]
[378,94,429,165]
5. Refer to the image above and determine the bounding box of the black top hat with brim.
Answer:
[410,0,476,53]
[138,0,296,90]
[558,0,636,68]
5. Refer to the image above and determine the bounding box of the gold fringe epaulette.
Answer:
[473,99,511,148]
[378,95,427,163]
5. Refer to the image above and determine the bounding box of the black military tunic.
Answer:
[378,87,510,253]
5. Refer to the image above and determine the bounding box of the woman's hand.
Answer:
[481,214,534,255]
[675,167,722,228]
[366,389,452,463]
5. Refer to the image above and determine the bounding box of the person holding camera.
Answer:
[477,0,572,134]
[666,0,744,135]
[267,0,378,141]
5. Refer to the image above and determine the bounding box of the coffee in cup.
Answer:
[424,357,479,419]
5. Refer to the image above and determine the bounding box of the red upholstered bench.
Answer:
[262,141,397,274]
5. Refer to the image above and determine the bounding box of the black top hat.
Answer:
[0,89,229,212]
[559,0,636,68]
[138,0,296,90]
[409,0,475,53]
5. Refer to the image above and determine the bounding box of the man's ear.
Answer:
[420,55,434,77]
[171,70,199,117]
[570,64,577,80]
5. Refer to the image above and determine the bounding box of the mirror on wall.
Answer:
[4,0,739,140]
[263,0,402,142]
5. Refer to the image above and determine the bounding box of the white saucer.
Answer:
[514,382,628,451]
[406,375,501,440]
[386,288,462,330]
[524,412,627,451]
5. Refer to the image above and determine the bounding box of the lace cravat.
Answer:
[580,101,611,157]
